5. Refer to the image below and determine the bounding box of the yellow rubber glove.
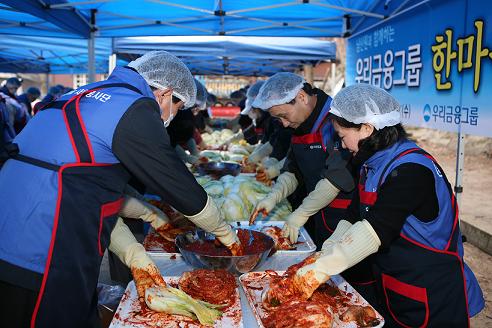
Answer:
[281,178,340,243]
[108,218,167,299]
[294,220,381,299]
[252,172,298,218]
[184,196,242,254]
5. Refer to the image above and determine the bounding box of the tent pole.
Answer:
[88,9,97,83]
[455,127,465,221]
[320,63,331,91]
[88,34,96,82]
[303,64,314,84]
[108,37,116,74]
[45,73,50,94]
[108,53,117,74]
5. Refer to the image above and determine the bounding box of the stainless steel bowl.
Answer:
[196,161,241,178]
[175,229,274,275]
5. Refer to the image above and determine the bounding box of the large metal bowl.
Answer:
[196,161,241,178]
[175,229,274,275]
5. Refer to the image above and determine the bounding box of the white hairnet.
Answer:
[252,72,305,110]
[194,79,208,110]
[330,84,401,130]
[241,80,265,115]
[128,51,196,108]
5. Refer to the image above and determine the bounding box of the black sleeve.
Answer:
[242,124,258,144]
[320,147,355,193]
[113,98,207,216]
[366,163,439,249]
[269,122,293,161]
[166,109,195,147]
[344,187,361,223]
[281,146,303,180]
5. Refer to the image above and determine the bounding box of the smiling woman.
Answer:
[316,84,485,326]
[330,113,408,156]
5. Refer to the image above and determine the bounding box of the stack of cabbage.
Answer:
[196,175,291,221]
[201,129,234,147]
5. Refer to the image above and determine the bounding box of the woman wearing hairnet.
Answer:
[269,84,484,326]
[0,51,240,327]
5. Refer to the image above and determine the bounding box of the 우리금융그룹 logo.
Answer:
[423,104,431,122]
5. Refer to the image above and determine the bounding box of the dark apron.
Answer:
[7,84,139,327]
[290,100,352,248]
[290,99,378,306]
[361,149,470,327]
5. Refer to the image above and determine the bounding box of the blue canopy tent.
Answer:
[0,35,110,73]
[114,35,336,75]
[0,1,422,77]
[0,1,391,38]
[0,34,335,76]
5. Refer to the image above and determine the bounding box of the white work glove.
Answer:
[248,142,273,164]
[321,220,353,250]
[109,218,167,299]
[294,220,381,299]
[242,142,256,153]
[258,157,285,180]
[175,145,200,164]
[252,172,298,219]
[222,131,244,146]
[282,178,340,243]
[120,196,171,231]
[184,196,242,255]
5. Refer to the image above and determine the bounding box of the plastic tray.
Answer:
[233,221,316,255]
[144,221,316,257]
[239,271,384,328]
[109,276,243,328]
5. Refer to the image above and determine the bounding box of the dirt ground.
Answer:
[407,127,492,327]
[407,127,492,226]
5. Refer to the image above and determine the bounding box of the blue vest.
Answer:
[0,66,156,326]
[359,140,484,326]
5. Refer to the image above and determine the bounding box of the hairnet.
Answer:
[48,86,62,96]
[6,77,22,87]
[26,87,41,97]
[252,72,305,110]
[194,79,208,110]
[330,84,401,130]
[241,80,265,115]
[128,51,196,108]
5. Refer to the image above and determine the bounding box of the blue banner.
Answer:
[346,0,492,137]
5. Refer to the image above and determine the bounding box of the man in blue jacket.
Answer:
[0,51,240,327]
